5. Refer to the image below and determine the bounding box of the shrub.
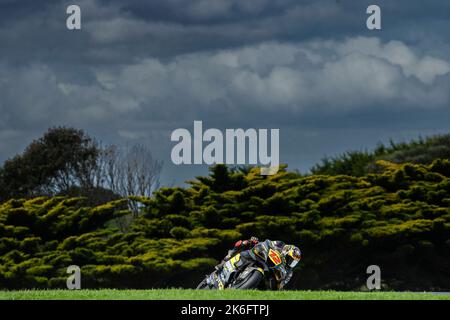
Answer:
[0,162,449,291]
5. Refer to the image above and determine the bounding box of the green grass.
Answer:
[0,289,449,300]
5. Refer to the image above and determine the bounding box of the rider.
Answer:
[279,244,302,289]
[216,236,302,289]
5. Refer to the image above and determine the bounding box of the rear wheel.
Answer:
[230,270,264,289]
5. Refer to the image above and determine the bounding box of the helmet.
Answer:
[282,245,301,269]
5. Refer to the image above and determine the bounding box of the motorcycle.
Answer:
[197,242,287,290]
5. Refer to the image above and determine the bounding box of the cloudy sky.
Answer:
[1,0,450,185]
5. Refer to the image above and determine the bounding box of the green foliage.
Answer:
[312,134,450,176]
[0,163,449,290]
[0,127,100,201]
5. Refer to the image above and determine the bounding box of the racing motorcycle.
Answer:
[196,241,287,290]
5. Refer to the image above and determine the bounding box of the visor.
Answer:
[288,258,299,268]
[286,255,300,268]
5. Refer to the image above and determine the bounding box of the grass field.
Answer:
[0,289,449,300]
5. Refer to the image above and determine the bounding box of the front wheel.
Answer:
[196,278,214,290]
[230,270,264,289]
[196,278,211,289]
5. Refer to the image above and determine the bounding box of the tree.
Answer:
[95,144,163,215]
[0,127,164,209]
[0,127,99,201]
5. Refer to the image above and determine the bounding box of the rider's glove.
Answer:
[250,236,259,244]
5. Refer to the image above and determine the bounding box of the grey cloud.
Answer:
[1,36,449,144]
[87,37,450,116]
[0,0,449,71]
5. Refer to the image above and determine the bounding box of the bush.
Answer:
[0,162,449,290]
[170,227,189,240]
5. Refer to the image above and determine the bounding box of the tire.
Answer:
[196,278,211,290]
[230,270,264,289]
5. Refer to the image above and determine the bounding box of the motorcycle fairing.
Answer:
[268,249,282,265]
[220,254,239,284]
[235,266,264,283]
[251,242,268,261]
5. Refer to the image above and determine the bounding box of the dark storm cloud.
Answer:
[1,0,450,184]
[2,0,449,64]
